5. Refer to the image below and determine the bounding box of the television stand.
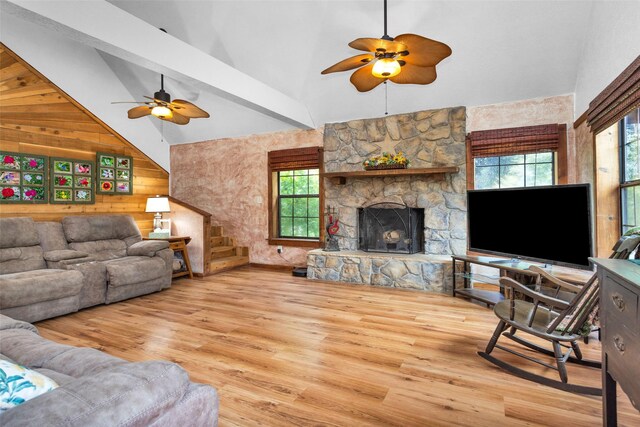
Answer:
[451,255,591,307]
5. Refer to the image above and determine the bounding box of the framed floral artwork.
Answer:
[50,157,95,204]
[0,152,48,203]
[96,152,133,195]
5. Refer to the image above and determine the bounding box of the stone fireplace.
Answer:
[307,107,467,293]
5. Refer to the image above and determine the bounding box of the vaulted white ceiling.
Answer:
[2,0,638,171]
[104,0,593,144]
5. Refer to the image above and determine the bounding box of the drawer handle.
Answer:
[613,335,625,353]
[611,293,626,312]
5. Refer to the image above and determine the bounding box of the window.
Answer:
[277,169,320,238]
[467,123,566,190]
[474,152,555,189]
[621,108,640,233]
[268,147,322,247]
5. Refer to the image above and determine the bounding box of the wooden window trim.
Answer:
[466,123,568,188]
[267,147,324,248]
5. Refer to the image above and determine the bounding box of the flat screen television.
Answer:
[467,184,593,269]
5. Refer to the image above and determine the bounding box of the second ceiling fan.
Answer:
[321,0,452,92]
[114,28,210,125]
[119,73,210,125]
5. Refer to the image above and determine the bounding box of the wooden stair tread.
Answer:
[211,245,235,252]
[208,225,249,274]
[209,255,250,274]
[210,236,227,247]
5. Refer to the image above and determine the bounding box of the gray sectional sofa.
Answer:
[0,314,219,426]
[0,215,173,323]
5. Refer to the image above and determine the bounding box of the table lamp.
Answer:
[145,196,170,236]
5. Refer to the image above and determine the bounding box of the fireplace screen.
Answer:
[358,203,424,254]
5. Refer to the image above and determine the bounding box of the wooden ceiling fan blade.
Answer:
[127,105,152,119]
[164,111,190,125]
[349,38,407,53]
[389,64,437,85]
[170,100,210,118]
[350,64,386,92]
[321,54,374,74]
[393,34,452,67]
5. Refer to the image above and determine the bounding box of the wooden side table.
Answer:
[144,236,193,279]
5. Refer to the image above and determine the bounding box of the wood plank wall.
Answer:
[0,43,169,236]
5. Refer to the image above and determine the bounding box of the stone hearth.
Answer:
[307,106,467,293]
[307,250,452,292]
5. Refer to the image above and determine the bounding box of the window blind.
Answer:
[268,147,321,171]
[587,55,640,134]
[467,124,562,158]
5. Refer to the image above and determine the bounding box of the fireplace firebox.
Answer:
[358,203,424,254]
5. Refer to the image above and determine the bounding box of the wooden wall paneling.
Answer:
[0,43,169,234]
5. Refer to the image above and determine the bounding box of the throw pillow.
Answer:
[0,360,58,412]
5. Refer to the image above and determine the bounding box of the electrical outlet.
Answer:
[277,245,283,254]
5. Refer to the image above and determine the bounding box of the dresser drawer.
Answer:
[604,324,640,411]
[601,272,638,329]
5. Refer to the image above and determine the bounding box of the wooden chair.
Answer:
[478,235,640,395]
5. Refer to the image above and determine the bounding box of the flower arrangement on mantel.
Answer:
[363,151,410,171]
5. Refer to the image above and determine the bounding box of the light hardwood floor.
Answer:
[36,267,640,426]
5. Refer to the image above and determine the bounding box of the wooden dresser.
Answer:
[592,258,640,426]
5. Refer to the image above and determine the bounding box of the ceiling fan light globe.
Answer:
[151,105,173,119]
[372,58,401,78]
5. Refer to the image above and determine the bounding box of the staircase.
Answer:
[208,225,250,274]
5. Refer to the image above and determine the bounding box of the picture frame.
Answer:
[96,152,133,195]
[0,151,48,203]
[50,157,95,204]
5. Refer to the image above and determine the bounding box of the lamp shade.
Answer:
[145,196,170,213]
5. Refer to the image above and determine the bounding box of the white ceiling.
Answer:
[102,0,593,145]
[7,1,599,146]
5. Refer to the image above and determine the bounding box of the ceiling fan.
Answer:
[113,73,210,125]
[321,0,452,92]
[112,28,209,125]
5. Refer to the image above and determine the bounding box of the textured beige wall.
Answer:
[170,95,585,266]
[468,94,578,183]
[170,128,323,267]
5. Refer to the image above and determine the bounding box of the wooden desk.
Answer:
[591,258,640,426]
[144,236,193,279]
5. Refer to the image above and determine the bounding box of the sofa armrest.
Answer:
[127,240,170,257]
[0,361,191,427]
[44,250,95,269]
[44,250,89,262]
[0,314,38,334]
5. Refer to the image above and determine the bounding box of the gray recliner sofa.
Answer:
[0,215,173,323]
[0,217,85,323]
[61,215,173,304]
[0,314,219,426]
